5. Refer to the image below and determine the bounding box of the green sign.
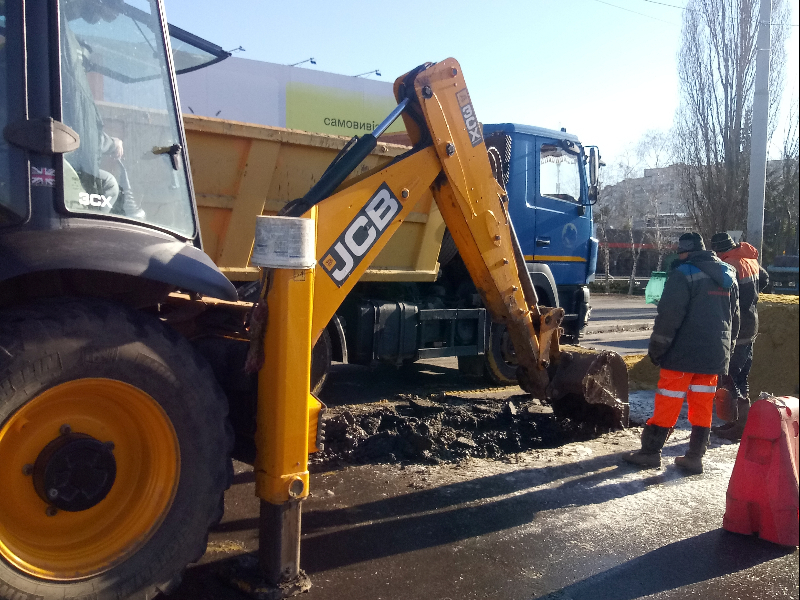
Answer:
[286,82,405,137]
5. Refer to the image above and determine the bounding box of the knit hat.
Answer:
[677,232,705,253]
[711,232,737,253]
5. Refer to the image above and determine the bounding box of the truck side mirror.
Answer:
[589,147,600,187]
[584,147,600,205]
[588,185,598,204]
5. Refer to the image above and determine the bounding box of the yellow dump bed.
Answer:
[184,115,444,283]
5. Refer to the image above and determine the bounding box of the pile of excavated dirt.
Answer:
[311,392,608,468]
[625,294,799,398]
[750,294,799,399]
[625,353,659,390]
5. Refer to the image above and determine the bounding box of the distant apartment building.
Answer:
[595,159,790,277]
[599,164,689,231]
[596,164,689,277]
[600,159,788,233]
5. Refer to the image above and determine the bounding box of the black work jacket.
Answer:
[649,251,740,375]
[718,243,769,345]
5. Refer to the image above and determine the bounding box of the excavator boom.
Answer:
[251,57,628,586]
[281,58,628,427]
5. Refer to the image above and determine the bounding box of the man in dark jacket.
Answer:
[624,232,739,474]
[711,232,769,440]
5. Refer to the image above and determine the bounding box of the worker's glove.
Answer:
[648,351,661,367]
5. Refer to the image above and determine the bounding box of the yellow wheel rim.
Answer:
[0,378,180,580]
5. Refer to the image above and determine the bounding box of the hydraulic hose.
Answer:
[282,98,410,218]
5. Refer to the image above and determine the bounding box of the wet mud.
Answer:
[312,392,611,468]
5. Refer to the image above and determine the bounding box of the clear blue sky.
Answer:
[164,0,798,165]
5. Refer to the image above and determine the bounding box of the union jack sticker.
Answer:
[31,166,56,187]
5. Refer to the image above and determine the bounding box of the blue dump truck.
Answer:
[484,123,599,341]
[336,123,601,386]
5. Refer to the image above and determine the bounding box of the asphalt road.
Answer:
[581,293,658,356]
[158,294,798,600]
[165,388,798,600]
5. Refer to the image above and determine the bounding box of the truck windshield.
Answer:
[60,0,194,237]
[540,143,581,203]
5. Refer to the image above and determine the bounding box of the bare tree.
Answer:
[635,130,675,270]
[635,129,673,170]
[674,0,790,241]
[625,211,645,295]
[595,204,612,293]
[608,154,648,294]
[598,151,649,293]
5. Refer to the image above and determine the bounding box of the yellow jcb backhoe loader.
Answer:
[242,57,629,588]
[0,0,626,592]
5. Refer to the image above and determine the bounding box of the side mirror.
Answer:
[589,147,600,187]
[588,184,598,204]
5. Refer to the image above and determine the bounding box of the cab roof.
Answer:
[483,123,582,145]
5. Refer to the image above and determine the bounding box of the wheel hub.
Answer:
[33,432,116,512]
[0,378,179,580]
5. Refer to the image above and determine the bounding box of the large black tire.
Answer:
[310,327,332,396]
[437,229,459,267]
[0,299,233,600]
[457,323,519,386]
[483,322,518,386]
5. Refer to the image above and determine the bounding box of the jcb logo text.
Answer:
[78,192,113,208]
[320,183,400,287]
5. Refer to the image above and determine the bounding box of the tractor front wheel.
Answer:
[0,299,232,600]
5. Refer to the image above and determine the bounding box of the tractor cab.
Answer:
[1,0,235,304]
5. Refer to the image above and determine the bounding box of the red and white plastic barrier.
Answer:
[723,393,799,547]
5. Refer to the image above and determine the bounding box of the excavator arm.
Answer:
[287,57,628,425]
[251,57,628,587]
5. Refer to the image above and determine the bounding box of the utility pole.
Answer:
[746,0,772,261]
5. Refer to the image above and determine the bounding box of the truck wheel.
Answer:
[484,323,518,386]
[560,322,580,345]
[310,327,332,395]
[0,299,233,600]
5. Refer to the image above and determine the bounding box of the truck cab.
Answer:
[483,123,599,341]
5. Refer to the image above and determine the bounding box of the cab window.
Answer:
[60,0,195,237]
[540,143,581,203]
[0,2,26,227]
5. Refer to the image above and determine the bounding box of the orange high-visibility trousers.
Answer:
[647,368,718,428]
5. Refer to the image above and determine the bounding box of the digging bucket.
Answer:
[545,345,630,429]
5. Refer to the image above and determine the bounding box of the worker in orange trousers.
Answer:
[624,232,740,473]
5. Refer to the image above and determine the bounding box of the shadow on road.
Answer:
[302,453,664,530]
[581,337,650,354]
[531,528,796,600]
[287,452,687,574]
[588,307,656,322]
[212,451,668,537]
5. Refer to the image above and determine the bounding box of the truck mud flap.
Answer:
[545,345,629,429]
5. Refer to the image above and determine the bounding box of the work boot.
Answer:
[674,426,711,474]
[714,422,744,440]
[623,424,671,468]
[715,397,750,441]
